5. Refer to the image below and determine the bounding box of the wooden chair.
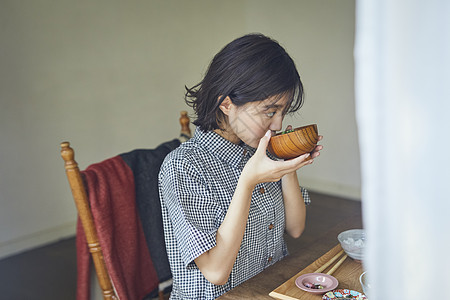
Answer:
[61,111,191,300]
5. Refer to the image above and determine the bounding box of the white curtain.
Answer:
[355,0,450,299]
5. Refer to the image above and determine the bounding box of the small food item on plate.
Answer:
[304,282,324,289]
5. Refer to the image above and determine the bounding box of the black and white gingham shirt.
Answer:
[159,128,310,299]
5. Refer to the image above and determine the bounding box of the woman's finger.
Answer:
[277,153,311,170]
[311,144,323,158]
[255,130,271,156]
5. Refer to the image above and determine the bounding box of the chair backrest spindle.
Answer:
[61,142,117,299]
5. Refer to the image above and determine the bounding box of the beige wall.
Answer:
[244,0,359,199]
[0,0,358,258]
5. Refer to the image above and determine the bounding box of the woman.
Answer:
[158,33,322,299]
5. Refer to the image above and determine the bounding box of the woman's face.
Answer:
[225,95,290,148]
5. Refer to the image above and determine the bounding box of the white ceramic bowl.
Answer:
[337,229,366,260]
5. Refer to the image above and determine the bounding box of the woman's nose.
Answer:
[269,115,283,132]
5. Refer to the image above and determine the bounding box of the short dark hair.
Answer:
[185,33,304,132]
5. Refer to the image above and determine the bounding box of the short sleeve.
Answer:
[159,155,225,269]
[301,187,311,205]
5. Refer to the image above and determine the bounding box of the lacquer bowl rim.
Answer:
[272,124,318,138]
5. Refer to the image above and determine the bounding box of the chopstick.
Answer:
[313,249,348,276]
[326,253,347,275]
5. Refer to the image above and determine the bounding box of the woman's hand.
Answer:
[240,130,314,187]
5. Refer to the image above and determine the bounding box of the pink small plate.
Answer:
[295,273,339,294]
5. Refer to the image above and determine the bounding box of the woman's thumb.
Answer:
[256,130,271,154]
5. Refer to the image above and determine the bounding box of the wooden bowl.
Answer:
[268,124,319,159]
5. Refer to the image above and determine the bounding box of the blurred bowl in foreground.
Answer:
[359,271,372,297]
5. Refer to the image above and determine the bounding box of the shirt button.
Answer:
[243,149,247,156]
[259,187,265,194]
[268,223,274,230]
[268,256,273,262]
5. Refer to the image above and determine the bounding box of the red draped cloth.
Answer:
[76,156,159,300]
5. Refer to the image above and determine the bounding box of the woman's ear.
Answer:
[218,96,233,116]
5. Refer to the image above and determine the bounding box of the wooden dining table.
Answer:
[217,212,364,299]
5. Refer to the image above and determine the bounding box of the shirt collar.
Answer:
[193,127,246,169]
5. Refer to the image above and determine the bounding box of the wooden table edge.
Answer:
[269,291,300,300]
